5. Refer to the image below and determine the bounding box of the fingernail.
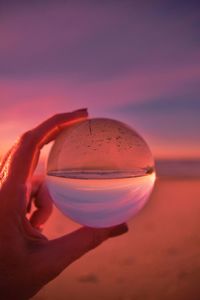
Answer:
[109,223,129,237]
[74,108,88,113]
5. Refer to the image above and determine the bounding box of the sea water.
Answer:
[46,169,156,228]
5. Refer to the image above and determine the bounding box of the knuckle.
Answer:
[19,130,36,149]
[50,114,58,121]
[20,130,34,143]
[51,114,62,121]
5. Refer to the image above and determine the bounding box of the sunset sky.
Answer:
[0,0,199,159]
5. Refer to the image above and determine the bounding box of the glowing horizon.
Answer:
[0,1,199,160]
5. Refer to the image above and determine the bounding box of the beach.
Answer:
[33,176,200,300]
[1,1,199,299]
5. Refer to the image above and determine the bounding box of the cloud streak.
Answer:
[0,1,199,159]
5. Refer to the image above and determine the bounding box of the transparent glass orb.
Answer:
[46,118,156,228]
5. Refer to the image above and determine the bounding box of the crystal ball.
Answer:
[46,118,156,228]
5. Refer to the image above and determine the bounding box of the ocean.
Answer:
[155,160,200,178]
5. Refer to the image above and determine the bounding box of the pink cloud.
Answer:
[0,1,199,159]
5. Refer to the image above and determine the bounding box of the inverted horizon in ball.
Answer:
[46,118,156,228]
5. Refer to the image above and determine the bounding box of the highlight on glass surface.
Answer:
[46,118,156,228]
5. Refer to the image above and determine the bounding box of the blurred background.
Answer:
[0,1,200,299]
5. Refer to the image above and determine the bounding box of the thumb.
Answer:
[40,223,128,281]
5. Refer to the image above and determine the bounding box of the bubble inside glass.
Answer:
[46,118,156,228]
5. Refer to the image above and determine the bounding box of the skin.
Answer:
[0,109,128,300]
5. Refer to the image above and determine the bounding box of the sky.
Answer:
[0,0,200,160]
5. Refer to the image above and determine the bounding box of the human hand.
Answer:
[0,109,128,300]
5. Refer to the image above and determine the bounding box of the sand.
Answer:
[33,178,200,300]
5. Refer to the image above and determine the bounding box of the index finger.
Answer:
[4,109,88,187]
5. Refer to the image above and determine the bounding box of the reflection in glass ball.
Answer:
[46,118,156,228]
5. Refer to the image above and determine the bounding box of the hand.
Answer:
[0,109,128,300]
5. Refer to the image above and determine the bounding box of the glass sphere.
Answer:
[46,118,156,228]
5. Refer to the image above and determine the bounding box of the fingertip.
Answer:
[72,108,88,117]
[73,108,88,112]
